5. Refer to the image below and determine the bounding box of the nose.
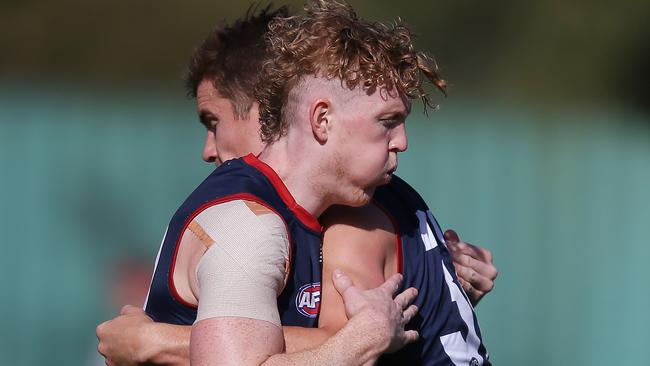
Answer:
[389,123,408,152]
[201,131,218,163]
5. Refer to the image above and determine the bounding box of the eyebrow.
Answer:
[380,110,409,120]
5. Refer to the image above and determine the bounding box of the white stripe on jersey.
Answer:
[416,210,438,251]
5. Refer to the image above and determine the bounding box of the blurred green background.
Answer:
[1,1,648,365]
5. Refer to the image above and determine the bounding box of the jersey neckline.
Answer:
[243,153,323,233]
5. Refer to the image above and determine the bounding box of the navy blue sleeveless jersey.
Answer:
[144,154,323,328]
[375,175,490,366]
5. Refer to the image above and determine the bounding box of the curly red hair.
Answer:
[255,0,446,143]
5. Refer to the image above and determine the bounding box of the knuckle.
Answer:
[463,254,473,267]
[460,265,471,279]
[484,279,495,292]
[409,287,418,297]
[481,247,493,259]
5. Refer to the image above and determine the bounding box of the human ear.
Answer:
[309,99,330,144]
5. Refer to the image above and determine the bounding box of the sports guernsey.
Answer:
[144,154,322,327]
[375,175,491,366]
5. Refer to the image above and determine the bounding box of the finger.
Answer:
[451,251,498,282]
[458,277,474,298]
[454,241,494,264]
[332,269,354,296]
[456,263,494,292]
[380,273,404,296]
[457,276,470,290]
[402,330,420,345]
[394,287,418,309]
[402,304,418,323]
[444,229,460,243]
[120,304,143,315]
[458,277,486,303]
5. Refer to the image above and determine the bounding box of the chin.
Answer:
[344,187,375,207]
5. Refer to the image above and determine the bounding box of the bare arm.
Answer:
[96,312,333,366]
[318,204,397,334]
[190,201,417,366]
[96,203,405,365]
[97,229,497,366]
[445,229,498,306]
[96,292,406,366]
[96,306,190,366]
[191,270,418,366]
[282,326,332,353]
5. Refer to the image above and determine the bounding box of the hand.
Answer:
[96,305,154,366]
[445,229,498,306]
[332,269,419,354]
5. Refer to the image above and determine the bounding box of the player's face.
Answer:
[196,79,264,165]
[328,87,409,206]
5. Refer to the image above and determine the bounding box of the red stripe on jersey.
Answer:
[243,154,322,233]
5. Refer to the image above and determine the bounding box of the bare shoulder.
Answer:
[318,201,399,331]
[321,202,397,287]
[321,202,394,234]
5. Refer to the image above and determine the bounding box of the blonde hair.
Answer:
[255,0,446,143]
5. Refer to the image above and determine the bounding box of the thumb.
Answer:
[332,269,354,296]
[444,229,460,243]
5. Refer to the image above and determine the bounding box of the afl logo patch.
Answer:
[295,283,321,318]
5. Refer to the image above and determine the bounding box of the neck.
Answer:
[257,138,333,218]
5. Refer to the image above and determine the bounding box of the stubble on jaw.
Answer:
[329,150,373,207]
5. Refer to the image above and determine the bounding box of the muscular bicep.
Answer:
[192,317,284,366]
[318,204,396,332]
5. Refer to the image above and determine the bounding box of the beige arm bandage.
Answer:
[194,200,289,326]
